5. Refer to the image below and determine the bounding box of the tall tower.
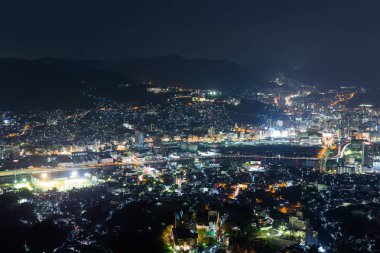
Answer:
[208,127,215,140]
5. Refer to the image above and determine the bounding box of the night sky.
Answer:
[1,0,379,65]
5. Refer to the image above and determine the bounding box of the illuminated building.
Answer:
[208,127,215,140]
[134,131,145,148]
[373,155,380,171]
[362,142,373,168]
[336,165,357,174]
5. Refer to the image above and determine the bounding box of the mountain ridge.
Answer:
[1,54,379,110]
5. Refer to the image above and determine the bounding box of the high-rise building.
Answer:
[208,127,215,140]
[373,155,380,171]
[362,142,373,168]
[134,131,144,148]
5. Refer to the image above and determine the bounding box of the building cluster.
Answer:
[0,81,380,252]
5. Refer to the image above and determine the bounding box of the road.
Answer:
[0,154,327,178]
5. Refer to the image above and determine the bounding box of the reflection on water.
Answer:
[219,144,321,157]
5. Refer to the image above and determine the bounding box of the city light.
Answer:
[41,173,48,180]
[34,177,95,191]
[0,2,378,252]
[71,171,78,178]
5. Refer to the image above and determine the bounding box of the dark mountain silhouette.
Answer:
[25,55,289,89]
[106,54,289,89]
[348,89,380,108]
[0,56,288,110]
[289,55,380,88]
[0,58,127,111]
[0,54,379,110]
